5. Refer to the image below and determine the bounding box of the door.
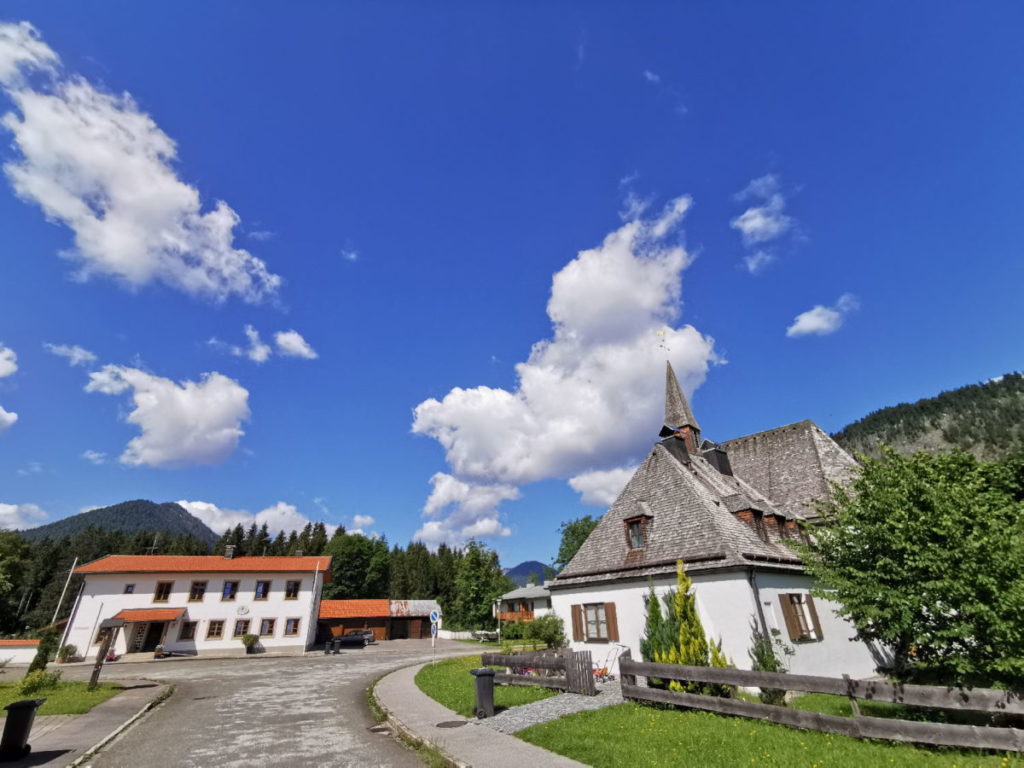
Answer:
[142,621,165,652]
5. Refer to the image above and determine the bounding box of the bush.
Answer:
[500,622,527,641]
[28,629,60,674]
[19,669,62,695]
[241,633,260,650]
[524,614,566,649]
[57,644,78,662]
[748,620,794,705]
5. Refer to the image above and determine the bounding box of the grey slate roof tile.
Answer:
[721,420,858,523]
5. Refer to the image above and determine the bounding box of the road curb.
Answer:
[69,684,173,767]
[371,662,468,768]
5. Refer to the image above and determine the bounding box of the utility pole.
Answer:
[51,556,79,625]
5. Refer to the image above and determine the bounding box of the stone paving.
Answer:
[52,639,477,768]
[481,679,624,734]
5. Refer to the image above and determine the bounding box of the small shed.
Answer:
[317,599,442,641]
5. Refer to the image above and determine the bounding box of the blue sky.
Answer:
[1,3,1022,566]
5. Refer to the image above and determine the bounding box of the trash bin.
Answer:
[469,668,495,719]
[331,638,341,655]
[0,698,46,762]
[324,638,333,655]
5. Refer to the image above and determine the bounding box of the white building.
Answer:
[550,363,880,679]
[62,552,331,657]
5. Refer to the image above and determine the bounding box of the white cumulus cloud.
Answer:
[0,405,17,433]
[233,325,271,363]
[44,342,96,367]
[742,250,775,275]
[0,22,56,86]
[731,174,793,245]
[0,502,47,530]
[274,330,317,359]
[0,343,17,378]
[0,22,280,303]
[786,293,859,338]
[415,473,519,547]
[412,196,719,545]
[177,499,335,537]
[85,365,250,467]
[568,466,636,507]
[81,449,107,465]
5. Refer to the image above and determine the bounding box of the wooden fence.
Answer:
[481,650,597,696]
[619,651,1024,752]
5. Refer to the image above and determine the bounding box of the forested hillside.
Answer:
[833,372,1024,459]
[20,500,218,544]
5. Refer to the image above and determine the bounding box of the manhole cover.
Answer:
[435,721,468,729]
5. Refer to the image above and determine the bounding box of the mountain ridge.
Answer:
[833,372,1024,460]
[20,499,219,545]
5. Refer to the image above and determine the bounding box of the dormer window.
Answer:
[624,516,650,549]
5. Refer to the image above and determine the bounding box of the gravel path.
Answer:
[482,680,624,734]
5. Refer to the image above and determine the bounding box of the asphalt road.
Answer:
[58,639,477,768]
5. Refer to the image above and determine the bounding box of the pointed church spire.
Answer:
[664,361,700,431]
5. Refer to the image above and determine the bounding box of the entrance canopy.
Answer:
[112,607,186,622]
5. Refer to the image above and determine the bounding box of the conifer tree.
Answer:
[654,561,732,696]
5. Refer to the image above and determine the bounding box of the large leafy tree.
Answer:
[448,541,513,630]
[802,447,1024,687]
[553,515,598,571]
[323,531,390,599]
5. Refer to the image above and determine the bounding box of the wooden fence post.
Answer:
[619,649,636,688]
[566,650,596,695]
[842,674,862,718]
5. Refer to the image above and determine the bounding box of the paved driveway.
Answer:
[59,639,477,768]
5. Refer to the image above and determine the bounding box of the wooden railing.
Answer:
[618,651,1024,752]
[482,650,596,696]
[497,610,534,622]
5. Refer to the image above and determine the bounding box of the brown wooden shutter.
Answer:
[805,594,823,640]
[604,602,619,642]
[571,604,584,642]
[779,595,801,641]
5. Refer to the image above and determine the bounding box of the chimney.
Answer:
[224,544,235,559]
[702,444,732,475]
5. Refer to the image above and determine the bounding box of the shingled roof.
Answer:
[721,420,858,523]
[552,441,804,588]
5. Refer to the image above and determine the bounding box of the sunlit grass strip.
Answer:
[517,702,1023,768]
[414,654,558,718]
[0,682,122,716]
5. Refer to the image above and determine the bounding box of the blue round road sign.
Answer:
[430,610,440,623]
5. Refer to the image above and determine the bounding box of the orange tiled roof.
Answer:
[319,599,390,619]
[75,555,332,575]
[113,608,186,622]
[0,639,40,646]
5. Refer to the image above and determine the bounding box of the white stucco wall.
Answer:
[754,571,877,678]
[0,644,39,664]
[552,568,878,679]
[64,570,323,657]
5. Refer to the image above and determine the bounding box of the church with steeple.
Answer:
[548,362,879,678]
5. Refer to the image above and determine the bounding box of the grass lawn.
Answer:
[518,702,1023,768]
[0,682,122,716]
[415,654,558,718]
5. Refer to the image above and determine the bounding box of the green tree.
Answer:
[553,515,598,571]
[449,541,513,630]
[322,532,390,599]
[802,447,1024,687]
[654,562,731,696]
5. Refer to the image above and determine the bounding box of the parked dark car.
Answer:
[335,629,376,648]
